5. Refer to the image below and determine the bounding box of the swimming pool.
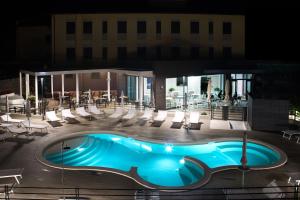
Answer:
[39,132,287,190]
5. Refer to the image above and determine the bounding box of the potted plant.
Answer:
[168,88,175,97]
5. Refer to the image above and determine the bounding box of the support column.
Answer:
[76,73,79,104]
[25,74,30,99]
[51,75,54,99]
[139,76,143,107]
[19,72,22,97]
[35,75,38,110]
[107,72,111,102]
[135,76,139,102]
[61,74,65,97]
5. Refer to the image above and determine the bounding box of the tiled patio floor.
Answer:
[0,108,299,199]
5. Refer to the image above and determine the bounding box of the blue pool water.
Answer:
[44,133,282,187]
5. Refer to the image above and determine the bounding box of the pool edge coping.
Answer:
[36,130,288,191]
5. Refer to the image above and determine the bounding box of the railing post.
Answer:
[295,183,299,200]
[210,103,213,120]
[4,185,10,200]
[75,187,80,200]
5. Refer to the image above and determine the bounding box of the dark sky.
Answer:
[1,0,300,62]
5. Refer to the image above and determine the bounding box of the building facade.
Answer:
[48,13,248,110]
[52,13,245,64]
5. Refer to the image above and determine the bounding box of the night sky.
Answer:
[0,0,299,62]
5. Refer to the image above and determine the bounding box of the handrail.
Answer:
[1,185,299,200]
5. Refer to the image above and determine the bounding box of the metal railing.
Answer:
[211,105,247,121]
[1,185,299,200]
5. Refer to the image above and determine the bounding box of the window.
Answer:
[91,73,100,79]
[209,21,213,35]
[102,21,107,34]
[190,21,199,34]
[156,21,161,34]
[117,47,127,60]
[102,47,107,60]
[117,21,127,34]
[190,47,200,59]
[66,48,75,60]
[137,47,147,59]
[83,21,92,34]
[223,47,232,58]
[83,47,92,59]
[171,47,180,58]
[223,22,232,34]
[137,21,146,34]
[66,22,75,34]
[208,47,214,59]
[156,46,162,59]
[171,21,180,34]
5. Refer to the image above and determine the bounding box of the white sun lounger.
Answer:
[282,130,300,140]
[189,112,200,126]
[46,111,61,122]
[122,109,136,120]
[0,114,24,126]
[0,168,24,184]
[76,107,92,120]
[61,109,76,120]
[88,105,103,115]
[172,111,185,123]
[153,110,168,122]
[109,107,124,119]
[21,121,48,133]
[1,123,28,135]
[139,110,153,120]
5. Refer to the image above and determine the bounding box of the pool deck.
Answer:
[0,108,300,199]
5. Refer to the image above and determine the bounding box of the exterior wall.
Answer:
[52,13,245,64]
[248,95,289,131]
[0,78,20,96]
[16,26,51,62]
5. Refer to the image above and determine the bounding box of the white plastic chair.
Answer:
[46,111,61,122]
[0,114,24,125]
[171,111,185,123]
[153,110,168,122]
[122,109,136,120]
[61,109,76,119]
[76,107,92,119]
[109,107,124,119]
[139,110,153,121]
[88,105,103,115]
[189,112,200,126]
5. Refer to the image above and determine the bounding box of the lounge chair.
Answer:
[262,179,285,199]
[76,107,92,120]
[153,110,168,122]
[88,105,103,115]
[21,121,48,133]
[0,168,23,184]
[122,109,136,120]
[0,123,28,138]
[171,111,185,123]
[0,114,24,126]
[188,112,200,127]
[46,111,61,122]
[139,110,153,121]
[109,107,124,119]
[282,130,300,140]
[296,136,300,144]
[61,109,76,120]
